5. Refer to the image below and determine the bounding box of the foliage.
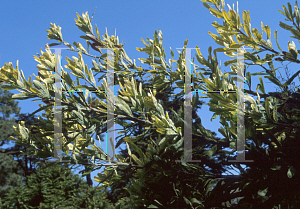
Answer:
[199,0,300,208]
[0,89,25,202]
[1,162,114,209]
[0,89,21,147]
[0,152,23,201]
[1,1,300,208]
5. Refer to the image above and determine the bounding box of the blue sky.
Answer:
[1,0,300,187]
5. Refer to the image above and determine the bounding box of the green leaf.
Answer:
[128,142,146,162]
[29,102,53,117]
[279,21,294,31]
[264,25,271,40]
[270,165,281,170]
[115,96,133,117]
[19,124,29,140]
[170,47,174,58]
[288,41,298,59]
[246,72,251,89]
[204,144,218,157]
[273,106,278,122]
[257,188,268,197]
[126,142,132,157]
[209,8,223,18]
[132,154,143,166]
[62,71,73,87]
[184,39,188,47]
[258,77,265,94]
[154,200,163,207]
[148,205,159,208]
[283,70,300,87]
[287,2,293,19]
[0,85,18,90]
[173,137,184,150]
[221,0,225,11]
[278,8,286,17]
[72,92,86,106]
[265,97,271,118]
[115,154,124,162]
[224,59,237,66]
[48,43,62,47]
[190,198,204,205]
[265,76,283,88]
[282,5,292,20]
[11,92,35,100]
[183,196,192,206]
[89,68,96,86]
[252,28,262,41]
[287,166,296,178]
[275,30,282,51]
[222,10,232,25]
[295,5,300,25]
[124,136,140,143]
[249,72,268,76]
[244,94,258,111]
[33,80,50,98]
[203,2,210,9]
[92,59,101,72]
[86,124,96,134]
[72,110,84,124]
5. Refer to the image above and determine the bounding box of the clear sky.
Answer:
[1,0,299,187]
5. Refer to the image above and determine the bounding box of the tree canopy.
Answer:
[1,0,300,208]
